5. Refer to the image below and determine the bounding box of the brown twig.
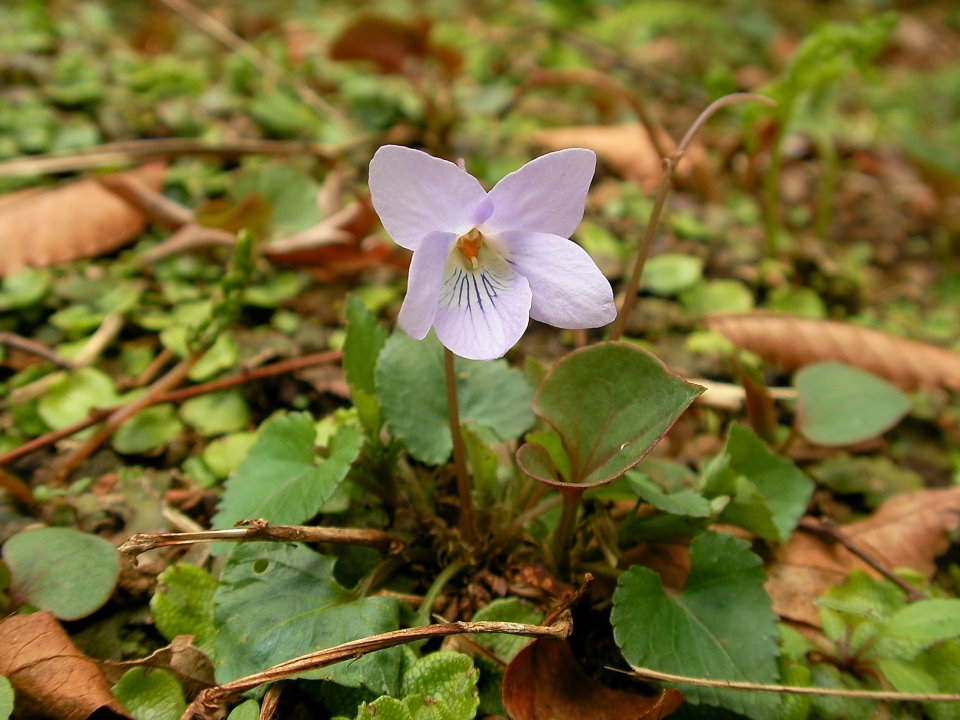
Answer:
[444,347,477,546]
[542,572,593,626]
[119,519,403,557]
[0,468,36,508]
[122,347,174,391]
[100,174,194,229]
[50,354,200,482]
[610,93,775,341]
[797,517,928,601]
[622,666,960,702]
[0,351,341,468]
[0,332,74,369]
[0,139,338,177]
[258,683,282,720]
[182,614,573,720]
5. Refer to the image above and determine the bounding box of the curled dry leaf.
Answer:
[502,638,684,720]
[534,124,711,194]
[706,313,960,392]
[766,487,960,626]
[0,162,165,277]
[101,636,215,700]
[0,611,131,720]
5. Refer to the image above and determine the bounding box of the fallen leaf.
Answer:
[766,487,960,626]
[0,163,165,277]
[101,636,215,700]
[706,312,960,392]
[329,14,432,74]
[0,611,131,720]
[534,124,712,194]
[501,639,684,720]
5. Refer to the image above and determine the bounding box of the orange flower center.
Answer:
[457,228,482,270]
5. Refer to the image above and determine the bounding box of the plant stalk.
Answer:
[611,93,776,341]
[552,490,583,578]
[444,347,477,546]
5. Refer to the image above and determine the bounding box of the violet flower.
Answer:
[368,145,616,360]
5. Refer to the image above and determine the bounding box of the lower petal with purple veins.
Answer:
[397,231,458,340]
[433,245,532,361]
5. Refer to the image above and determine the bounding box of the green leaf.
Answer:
[868,599,960,660]
[611,531,780,719]
[641,254,703,296]
[400,652,479,720]
[232,163,320,233]
[679,279,754,316]
[807,662,876,720]
[461,426,498,502]
[343,295,388,434]
[188,334,237,382]
[518,343,702,487]
[150,563,219,657]
[0,676,12,720]
[625,470,712,517]
[2,527,119,620]
[375,330,534,465]
[809,455,923,508]
[213,543,400,693]
[719,425,814,541]
[226,699,260,720]
[212,414,363,536]
[0,267,50,310]
[875,658,938,694]
[795,362,910,447]
[112,404,184,455]
[38,367,119,430]
[179,390,250,437]
[201,432,258,480]
[914,640,960,720]
[243,273,311,308]
[112,668,185,720]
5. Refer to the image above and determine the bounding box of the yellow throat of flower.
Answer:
[457,228,482,270]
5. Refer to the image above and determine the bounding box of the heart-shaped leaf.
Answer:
[211,413,363,538]
[375,330,534,465]
[517,343,702,488]
[795,361,910,447]
[213,543,399,694]
[3,527,119,621]
[611,531,780,719]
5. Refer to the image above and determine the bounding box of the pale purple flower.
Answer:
[368,145,616,360]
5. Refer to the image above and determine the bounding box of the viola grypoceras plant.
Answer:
[368,145,615,361]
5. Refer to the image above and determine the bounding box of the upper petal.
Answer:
[368,145,489,251]
[433,246,532,360]
[483,148,596,238]
[501,230,616,329]
[397,231,458,340]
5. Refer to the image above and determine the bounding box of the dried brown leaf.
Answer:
[101,636,214,700]
[329,14,431,74]
[766,487,960,626]
[534,124,712,194]
[501,639,684,720]
[0,163,165,277]
[0,611,132,720]
[706,312,960,391]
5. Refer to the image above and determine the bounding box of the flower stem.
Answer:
[552,490,582,578]
[611,92,776,342]
[444,347,477,546]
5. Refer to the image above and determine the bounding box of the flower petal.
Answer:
[501,230,616,329]
[369,145,489,251]
[483,149,596,238]
[433,246,532,360]
[397,231,458,340]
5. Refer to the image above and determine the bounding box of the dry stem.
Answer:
[797,517,928,601]
[610,93,775,341]
[181,614,573,720]
[0,332,74,369]
[0,350,341,469]
[624,666,960,702]
[120,520,403,557]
